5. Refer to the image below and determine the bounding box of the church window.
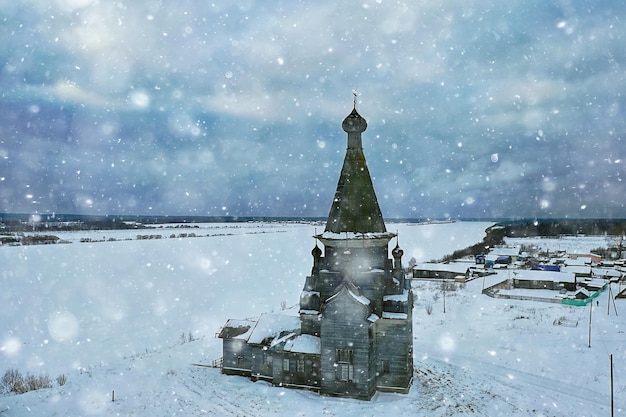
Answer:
[339,364,354,381]
[336,349,354,382]
[336,348,353,363]
[380,360,390,374]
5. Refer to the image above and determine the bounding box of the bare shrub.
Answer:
[24,373,52,391]
[180,331,196,344]
[1,368,25,394]
[56,374,68,386]
[425,303,433,315]
[3,369,66,394]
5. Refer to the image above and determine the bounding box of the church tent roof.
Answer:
[325,107,387,235]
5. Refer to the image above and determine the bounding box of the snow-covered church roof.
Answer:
[283,334,321,354]
[247,313,301,346]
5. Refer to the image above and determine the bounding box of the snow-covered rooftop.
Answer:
[383,290,409,302]
[593,268,622,278]
[247,313,301,346]
[413,262,471,274]
[382,312,407,320]
[283,334,320,354]
[489,246,521,257]
[565,257,592,266]
[574,288,591,298]
[326,283,371,307]
[514,270,576,283]
[367,313,379,322]
[582,278,607,289]
[316,231,396,243]
[218,319,256,340]
[561,265,591,275]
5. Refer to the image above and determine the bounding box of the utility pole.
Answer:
[607,283,618,316]
[587,300,593,348]
[606,281,611,316]
[610,354,614,417]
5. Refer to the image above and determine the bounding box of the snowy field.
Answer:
[1,221,625,416]
[505,235,611,255]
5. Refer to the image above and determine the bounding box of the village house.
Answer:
[592,267,623,281]
[511,269,609,293]
[412,261,476,281]
[561,264,592,281]
[512,269,577,291]
[568,253,602,264]
[486,246,521,264]
[218,101,414,400]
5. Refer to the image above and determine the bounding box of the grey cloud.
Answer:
[1,0,625,218]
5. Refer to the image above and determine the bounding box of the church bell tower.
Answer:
[299,97,413,399]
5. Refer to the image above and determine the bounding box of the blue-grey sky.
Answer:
[1,0,624,219]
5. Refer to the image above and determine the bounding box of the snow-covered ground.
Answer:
[505,235,611,255]
[1,221,625,416]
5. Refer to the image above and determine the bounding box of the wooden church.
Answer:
[218,101,413,400]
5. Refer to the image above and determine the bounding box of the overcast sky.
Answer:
[1,0,624,219]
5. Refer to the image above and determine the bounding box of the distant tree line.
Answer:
[439,219,626,262]
[500,219,626,238]
[0,234,61,246]
[440,224,507,262]
[0,218,146,232]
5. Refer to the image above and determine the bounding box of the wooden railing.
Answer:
[211,357,223,368]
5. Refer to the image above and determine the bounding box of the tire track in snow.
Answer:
[413,360,522,416]
[178,367,279,416]
[422,355,625,413]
